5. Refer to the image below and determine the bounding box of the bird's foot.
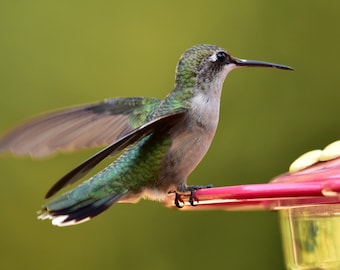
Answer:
[170,184,213,208]
[174,192,184,208]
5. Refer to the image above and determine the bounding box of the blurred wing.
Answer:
[0,97,161,158]
[45,108,188,198]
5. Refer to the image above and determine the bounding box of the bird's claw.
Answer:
[174,192,184,208]
[189,189,198,206]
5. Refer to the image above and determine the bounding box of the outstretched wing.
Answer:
[45,109,188,198]
[0,97,161,158]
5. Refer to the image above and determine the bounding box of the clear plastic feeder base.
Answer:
[279,204,340,270]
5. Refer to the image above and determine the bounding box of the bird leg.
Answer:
[171,184,213,208]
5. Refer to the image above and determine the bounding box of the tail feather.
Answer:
[38,193,124,226]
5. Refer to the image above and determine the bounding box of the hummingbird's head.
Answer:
[174,44,232,89]
[174,44,293,89]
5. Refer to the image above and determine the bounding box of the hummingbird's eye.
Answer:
[216,51,227,62]
[210,51,231,64]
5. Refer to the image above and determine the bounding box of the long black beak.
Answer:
[232,56,293,71]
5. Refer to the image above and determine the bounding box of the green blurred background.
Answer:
[0,1,339,269]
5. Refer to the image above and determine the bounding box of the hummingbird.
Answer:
[0,44,293,226]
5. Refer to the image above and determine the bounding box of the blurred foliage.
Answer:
[0,1,339,270]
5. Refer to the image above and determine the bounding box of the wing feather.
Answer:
[0,97,161,157]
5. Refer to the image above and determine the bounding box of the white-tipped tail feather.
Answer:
[38,212,91,227]
[37,193,125,226]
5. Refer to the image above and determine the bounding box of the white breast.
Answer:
[191,91,220,133]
